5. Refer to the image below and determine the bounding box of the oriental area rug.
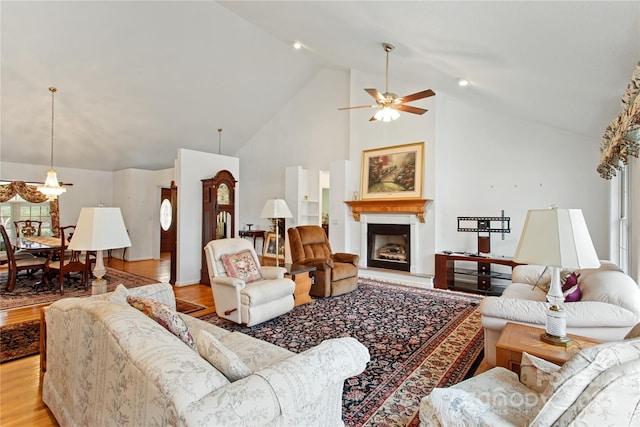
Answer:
[0,267,158,310]
[200,278,484,427]
[0,268,205,363]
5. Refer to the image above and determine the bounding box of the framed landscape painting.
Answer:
[361,142,424,200]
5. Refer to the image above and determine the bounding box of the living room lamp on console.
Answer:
[513,206,600,346]
[260,199,292,267]
[68,207,131,294]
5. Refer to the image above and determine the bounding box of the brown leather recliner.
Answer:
[287,225,359,297]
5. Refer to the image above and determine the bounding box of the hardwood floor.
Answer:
[0,254,215,427]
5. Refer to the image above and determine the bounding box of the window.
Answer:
[0,196,53,238]
[619,164,631,274]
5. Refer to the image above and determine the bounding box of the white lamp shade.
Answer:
[260,199,293,219]
[513,208,600,269]
[68,207,131,251]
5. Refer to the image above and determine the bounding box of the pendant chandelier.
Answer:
[37,87,66,200]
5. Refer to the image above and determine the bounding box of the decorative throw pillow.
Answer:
[519,352,560,393]
[221,249,263,283]
[561,271,581,302]
[126,295,196,350]
[197,330,252,382]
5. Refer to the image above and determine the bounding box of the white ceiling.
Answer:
[2,1,639,172]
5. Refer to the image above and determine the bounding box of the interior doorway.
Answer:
[160,182,177,284]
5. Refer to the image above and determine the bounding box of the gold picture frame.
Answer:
[361,142,424,200]
[262,231,285,260]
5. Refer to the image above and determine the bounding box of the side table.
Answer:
[496,322,602,375]
[239,230,266,249]
[284,263,316,307]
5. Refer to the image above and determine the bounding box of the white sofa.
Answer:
[42,282,370,426]
[479,261,640,366]
[420,337,640,426]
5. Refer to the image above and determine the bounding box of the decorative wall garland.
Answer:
[598,62,640,179]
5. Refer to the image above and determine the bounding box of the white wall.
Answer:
[112,168,158,262]
[1,161,113,225]
[175,148,239,286]
[234,68,350,235]
[434,93,609,262]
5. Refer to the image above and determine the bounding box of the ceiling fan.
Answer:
[339,42,435,122]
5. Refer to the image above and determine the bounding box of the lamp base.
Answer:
[540,332,571,347]
[91,278,108,295]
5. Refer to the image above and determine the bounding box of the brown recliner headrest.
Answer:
[287,226,332,263]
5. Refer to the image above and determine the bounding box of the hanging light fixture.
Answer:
[38,87,66,200]
[373,106,400,122]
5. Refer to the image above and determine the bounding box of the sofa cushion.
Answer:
[220,331,293,372]
[127,295,196,350]
[580,270,640,316]
[529,338,640,425]
[109,283,130,305]
[197,330,252,382]
[221,249,263,283]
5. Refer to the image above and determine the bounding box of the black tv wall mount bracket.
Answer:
[457,211,510,254]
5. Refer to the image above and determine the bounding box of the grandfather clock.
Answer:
[201,170,236,285]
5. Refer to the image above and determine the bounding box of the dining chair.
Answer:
[45,225,89,294]
[0,224,48,292]
[14,220,43,238]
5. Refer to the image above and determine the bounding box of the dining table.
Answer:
[12,236,69,291]
[13,236,66,252]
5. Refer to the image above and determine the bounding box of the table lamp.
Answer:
[68,207,131,294]
[260,199,292,267]
[513,206,600,346]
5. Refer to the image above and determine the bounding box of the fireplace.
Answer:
[367,223,411,272]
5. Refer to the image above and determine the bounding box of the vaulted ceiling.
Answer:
[2,1,638,172]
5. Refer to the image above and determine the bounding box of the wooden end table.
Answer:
[284,263,316,307]
[496,322,602,375]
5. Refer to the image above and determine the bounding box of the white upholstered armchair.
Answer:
[204,238,295,327]
[421,337,640,426]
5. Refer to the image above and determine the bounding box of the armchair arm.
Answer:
[211,276,246,290]
[260,266,286,280]
[179,337,370,426]
[302,257,334,270]
[332,252,359,265]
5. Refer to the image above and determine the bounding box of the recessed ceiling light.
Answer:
[458,78,470,87]
[293,41,302,50]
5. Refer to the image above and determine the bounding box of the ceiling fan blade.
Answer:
[365,88,384,102]
[338,104,376,111]
[400,89,435,103]
[398,104,428,115]
[369,114,378,122]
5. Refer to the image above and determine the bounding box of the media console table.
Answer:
[434,252,523,294]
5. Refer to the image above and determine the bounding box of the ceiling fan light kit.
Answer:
[339,42,435,122]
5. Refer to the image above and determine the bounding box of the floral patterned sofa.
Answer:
[42,282,370,426]
[420,336,640,426]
